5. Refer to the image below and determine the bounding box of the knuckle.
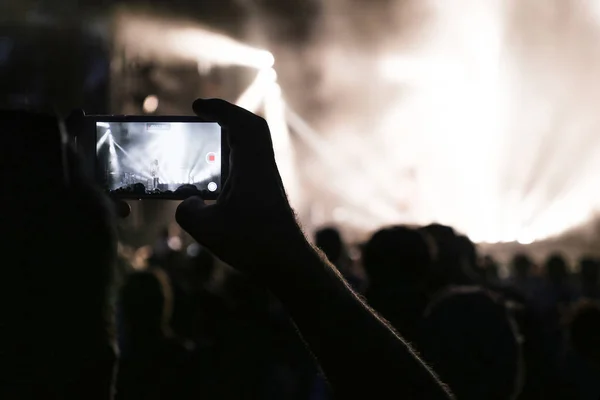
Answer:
[252,116,271,138]
[254,115,268,127]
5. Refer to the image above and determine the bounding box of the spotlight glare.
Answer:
[96,130,110,151]
[113,5,600,242]
[260,51,275,69]
[236,69,275,112]
[517,237,534,245]
[115,14,276,70]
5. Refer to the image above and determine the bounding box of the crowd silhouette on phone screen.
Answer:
[1,101,600,399]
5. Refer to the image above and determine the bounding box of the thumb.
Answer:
[176,196,223,247]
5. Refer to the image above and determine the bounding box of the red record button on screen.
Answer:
[206,152,217,164]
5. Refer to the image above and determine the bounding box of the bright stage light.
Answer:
[113,5,600,243]
[260,52,276,69]
[302,0,600,242]
[96,130,110,152]
[143,95,159,114]
[115,13,275,70]
[108,134,120,176]
[379,55,461,86]
[370,0,514,241]
[168,236,182,251]
[517,236,534,245]
[236,68,278,112]
[112,11,303,207]
[286,105,408,226]
[110,140,152,180]
[264,82,301,206]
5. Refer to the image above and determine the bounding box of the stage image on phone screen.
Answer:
[95,121,221,196]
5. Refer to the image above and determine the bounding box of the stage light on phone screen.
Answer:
[95,121,222,198]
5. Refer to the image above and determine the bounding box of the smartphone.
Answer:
[72,115,228,200]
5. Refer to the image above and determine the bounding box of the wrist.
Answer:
[258,238,337,300]
[260,232,318,278]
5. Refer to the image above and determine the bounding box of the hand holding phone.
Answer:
[176,99,307,277]
[70,114,229,200]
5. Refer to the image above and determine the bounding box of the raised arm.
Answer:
[176,99,453,399]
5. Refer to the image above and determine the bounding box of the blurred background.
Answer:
[4,0,600,269]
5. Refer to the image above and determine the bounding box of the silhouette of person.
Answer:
[560,300,600,399]
[116,269,198,400]
[579,257,600,300]
[1,110,117,399]
[362,226,433,342]
[420,224,473,291]
[1,104,455,400]
[151,159,159,189]
[315,227,361,290]
[363,225,521,399]
[568,300,600,368]
[509,253,544,303]
[480,255,500,283]
[419,287,522,400]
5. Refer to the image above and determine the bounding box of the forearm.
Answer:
[263,242,453,399]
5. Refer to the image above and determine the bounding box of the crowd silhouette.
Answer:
[2,101,600,399]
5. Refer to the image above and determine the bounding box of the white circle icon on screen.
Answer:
[206,152,217,164]
[207,182,218,192]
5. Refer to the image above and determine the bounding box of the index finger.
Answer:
[192,98,274,152]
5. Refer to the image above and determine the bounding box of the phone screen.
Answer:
[95,121,222,197]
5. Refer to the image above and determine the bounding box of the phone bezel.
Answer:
[73,115,229,201]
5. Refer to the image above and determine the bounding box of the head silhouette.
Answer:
[362,226,434,339]
[569,300,600,365]
[421,288,521,400]
[120,269,173,342]
[511,253,533,279]
[455,234,482,283]
[481,255,500,281]
[421,224,472,288]
[363,226,433,292]
[455,235,476,268]
[579,257,599,282]
[544,253,569,285]
[579,257,600,298]
[1,110,117,398]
